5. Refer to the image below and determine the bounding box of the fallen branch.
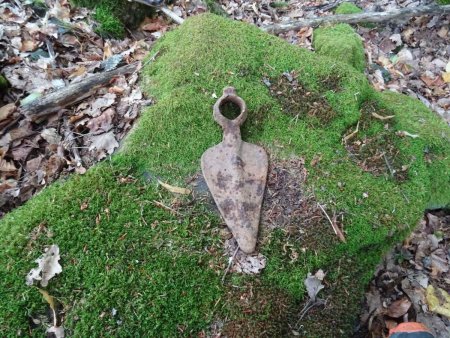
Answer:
[160,6,184,25]
[21,62,139,120]
[261,5,450,34]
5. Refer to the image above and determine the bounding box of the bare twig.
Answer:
[63,117,82,167]
[342,120,359,144]
[383,153,394,178]
[222,247,239,284]
[317,203,346,243]
[152,200,179,215]
[371,112,395,120]
[262,5,450,34]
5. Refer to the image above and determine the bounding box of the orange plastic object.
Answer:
[389,322,434,338]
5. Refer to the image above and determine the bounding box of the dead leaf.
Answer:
[87,93,116,117]
[158,180,191,195]
[41,128,61,145]
[109,86,125,95]
[26,244,62,287]
[304,269,325,302]
[421,74,445,88]
[437,26,449,39]
[47,326,65,338]
[389,33,402,47]
[80,200,89,210]
[0,103,16,122]
[38,288,57,312]
[0,159,17,172]
[426,285,450,318]
[68,66,87,79]
[396,49,413,64]
[442,72,450,83]
[385,319,398,330]
[103,40,112,59]
[233,254,266,274]
[386,298,411,318]
[88,131,119,155]
[21,39,39,52]
[86,107,115,134]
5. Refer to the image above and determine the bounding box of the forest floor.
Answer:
[0,0,449,337]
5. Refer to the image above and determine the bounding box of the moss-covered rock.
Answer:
[313,23,366,72]
[1,14,449,337]
[335,2,363,14]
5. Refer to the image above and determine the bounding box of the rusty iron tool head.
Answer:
[201,87,268,254]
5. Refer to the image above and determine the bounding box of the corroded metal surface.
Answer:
[201,87,268,254]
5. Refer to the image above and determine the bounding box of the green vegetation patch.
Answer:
[1,14,449,337]
[72,0,154,38]
[335,2,363,15]
[313,23,366,72]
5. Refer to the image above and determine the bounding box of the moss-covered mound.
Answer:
[1,14,449,337]
[335,2,363,15]
[313,23,366,71]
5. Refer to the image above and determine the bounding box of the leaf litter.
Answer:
[354,209,450,337]
[0,0,159,217]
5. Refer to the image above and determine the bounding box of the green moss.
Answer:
[437,0,450,4]
[0,74,9,91]
[313,23,366,72]
[93,5,125,38]
[335,2,363,14]
[71,0,153,38]
[204,0,227,16]
[1,14,449,337]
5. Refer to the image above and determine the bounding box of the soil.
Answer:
[344,101,410,182]
[268,72,337,126]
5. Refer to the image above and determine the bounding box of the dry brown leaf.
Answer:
[80,200,89,210]
[21,39,39,52]
[442,72,450,83]
[109,86,125,95]
[86,108,115,133]
[384,319,398,330]
[0,103,16,122]
[421,74,445,88]
[103,40,113,59]
[38,288,57,312]
[386,298,411,318]
[68,66,87,79]
[60,34,79,47]
[158,180,191,195]
[0,159,17,172]
[426,285,450,318]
